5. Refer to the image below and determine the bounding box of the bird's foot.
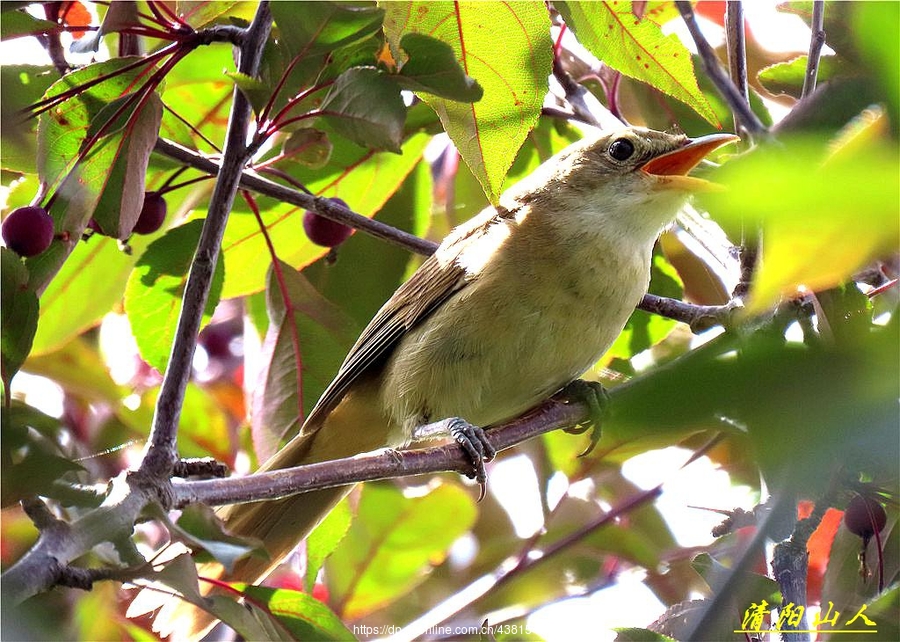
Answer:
[560,379,609,456]
[445,418,496,500]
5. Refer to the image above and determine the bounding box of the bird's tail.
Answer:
[152,377,391,640]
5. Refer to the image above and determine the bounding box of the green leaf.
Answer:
[327,483,477,619]
[176,1,255,29]
[30,234,148,356]
[701,130,899,313]
[852,1,900,136]
[219,130,429,299]
[31,58,159,291]
[281,128,333,169]
[250,261,357,460]
[757,55,848,99]
[607,321,899,493]
[382,1,553,203]
[89,92,163,239]
[1,65,55,174]
[37,57,146,207]
[237,585,355,642]
[0,9,57,40]
[124,220,224,373]
[270,2,384,57]
[305,499,352,593]
[225,70,271,117]
[556,1,718,126]
[1,441,84,507]
[173,505,264,574]
[1,248,39,387]
[158,43,235,152]
[319,67,406,152]
[395,32,483,102]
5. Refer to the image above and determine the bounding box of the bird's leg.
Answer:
[559,379,610,456]
[414,417,496,494]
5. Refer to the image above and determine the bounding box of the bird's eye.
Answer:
[608,138,635,161]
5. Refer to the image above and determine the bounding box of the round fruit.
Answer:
[133,191,167,235]
[2,206,54,257]
[844,495,887,540]
[303,198,353,248]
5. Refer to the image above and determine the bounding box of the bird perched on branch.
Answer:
[154,126,737,639]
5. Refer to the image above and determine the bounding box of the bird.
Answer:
[153,126,737,638]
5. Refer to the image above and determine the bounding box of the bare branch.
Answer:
[802,1,826,98]
[638,293,736,332]
[552,57,605,128]
[140,2,273,482]
[152,138,438,257]
[172,396,589,508]
[2,472,154,604]
[724,2,748,135]
[674,1,767,137]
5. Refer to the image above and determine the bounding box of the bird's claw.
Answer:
[560,379,609,457]
[448,418,496,499]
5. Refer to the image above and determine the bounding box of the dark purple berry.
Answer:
[303,198,354,248]
[2,206,54,257]
[133,191,167,235]
[844,495,887,540]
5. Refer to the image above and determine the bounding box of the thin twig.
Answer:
[40,3,70,76]
[724,2,748,135]
[802,1,826,98]
[139,2,272,482]
[552,57,604,128]
[674,1,766,137]
[637,293,735,332]
[153,137,438,256]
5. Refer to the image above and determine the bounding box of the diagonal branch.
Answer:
[153,137,438,256]
[139,2,272,483]
[802,1,826,98]
[674,1,766,137]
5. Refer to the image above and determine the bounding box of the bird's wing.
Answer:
[302,250,469,431]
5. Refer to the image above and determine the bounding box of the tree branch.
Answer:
[724,1,748,136]
[172,396,589,508]
[152,138,438,256]
[2,472,154,604]
[139,2,272,482]
[802,1,826,99]
[674,1,766,137]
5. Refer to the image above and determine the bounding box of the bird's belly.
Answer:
[382,261,647,438]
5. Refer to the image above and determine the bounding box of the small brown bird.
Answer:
[155,127,737,638]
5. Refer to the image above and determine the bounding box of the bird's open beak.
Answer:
[641,133,740,192]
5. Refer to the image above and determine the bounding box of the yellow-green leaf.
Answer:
[557,1,718,126]
[382,1,553,204]
[702,120,899,313]
[327,483,477,619]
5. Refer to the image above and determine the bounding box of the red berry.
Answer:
[133,191,167,235]
[303,198,353,248]
[2,206,54,257]
[844,495,887,540]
